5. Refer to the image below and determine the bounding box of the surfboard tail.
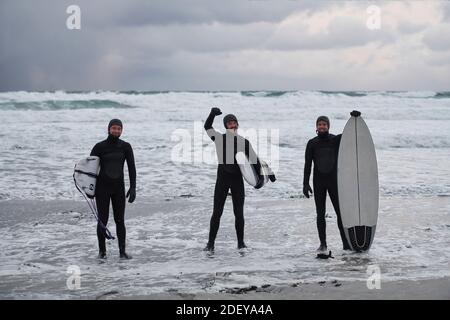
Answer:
[236,151,272,189]
[344,225,376,252]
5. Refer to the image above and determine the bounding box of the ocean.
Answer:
[0,90,449,298]
[1,90,449,201]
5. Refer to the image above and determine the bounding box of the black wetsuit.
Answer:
[90,135,136,254]
[204,112,258,248]
[303,133,350,249]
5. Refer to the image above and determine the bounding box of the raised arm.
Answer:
[204,107,222,141]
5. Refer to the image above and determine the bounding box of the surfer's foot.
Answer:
[317,244,327,252]
[237,242,247,250]
[119,252,132,260]
[203,243,215,252]
[98,251,107,259]
[316,250,334,259]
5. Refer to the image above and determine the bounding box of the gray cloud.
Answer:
[85,0,324,26]
[396,20,428,34]
[442,1,450,22]
[423,24,450,51]
[265,15,395,51]
[1,0,449,91]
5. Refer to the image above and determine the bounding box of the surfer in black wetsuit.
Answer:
[303,111,361,252]
[203,107,267,252]
[90,119,136,259]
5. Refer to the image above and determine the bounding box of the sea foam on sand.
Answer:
[0,195,448,299]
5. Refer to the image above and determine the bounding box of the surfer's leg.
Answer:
[208,173,230,246]
[95,182,110,254]
[313,178,327,247]
[231,176,245,247]
[111,184,127,255]
[328,179,351,250]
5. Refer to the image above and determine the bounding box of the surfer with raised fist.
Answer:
[202,107,259,252]
[303,113,360,253]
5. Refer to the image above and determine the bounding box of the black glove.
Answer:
[303,184,313,198]
[269,174,276,182]
[350,110,361,117]
[211,107,222,116]
[126,187,136,203]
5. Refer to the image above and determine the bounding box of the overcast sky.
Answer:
[1,0,449,91]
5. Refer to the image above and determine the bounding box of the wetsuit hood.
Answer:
[225,128,238,136]
[316,116,330,128]
[223,114,238,129]
[108,118,123,140]
[316,115,330,138]
[107,134,120,143]
[108,119,123,132]
[317,131,330,139]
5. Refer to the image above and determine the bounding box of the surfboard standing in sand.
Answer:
[337,113,379,252]
[303,112,361,255]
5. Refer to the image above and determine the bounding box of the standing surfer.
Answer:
[203,107,263,252]
[303,111,361,252]
[90,119,136,259]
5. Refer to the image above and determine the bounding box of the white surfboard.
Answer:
[73,156,100,198]
[73,156,115,240]
[338,116,378,251]
[235,152,270,189]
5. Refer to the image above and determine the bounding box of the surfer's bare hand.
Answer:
[350,110,361,117]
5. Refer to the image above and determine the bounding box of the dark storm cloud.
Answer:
[84,0,324,26]
[0,0,326,91]
[0,1,109,90]
[0,0,449,91]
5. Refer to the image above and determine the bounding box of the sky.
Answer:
[1,0,449,91]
